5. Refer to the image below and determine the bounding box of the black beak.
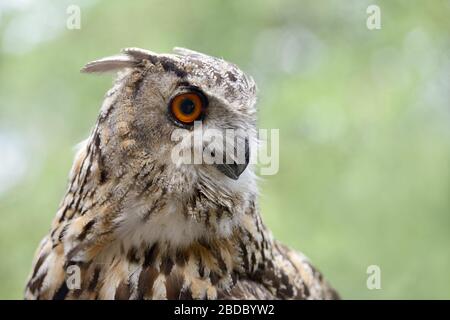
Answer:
[214,137,250,180]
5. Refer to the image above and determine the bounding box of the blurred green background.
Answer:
[0,0,449,299]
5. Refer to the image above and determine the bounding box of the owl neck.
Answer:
[52,130,273,263]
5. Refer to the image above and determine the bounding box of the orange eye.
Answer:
[170,92,204,124]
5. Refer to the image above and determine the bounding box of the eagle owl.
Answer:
[25,47,339,300]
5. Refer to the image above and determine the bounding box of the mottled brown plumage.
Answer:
[25,47,339,300]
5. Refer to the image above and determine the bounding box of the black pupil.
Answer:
[180,98,195,115]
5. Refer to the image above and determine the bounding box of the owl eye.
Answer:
[169,92,205,125]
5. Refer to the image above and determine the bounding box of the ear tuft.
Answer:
[121,47,158,62]
[82,48,161,74]
[173,47,209,59]
[81,54,138,73]
[173,47,200,56]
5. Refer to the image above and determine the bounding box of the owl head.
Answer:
[81,48,259,208]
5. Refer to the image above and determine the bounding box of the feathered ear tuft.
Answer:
[81,54,138,73]
[121,47,158,62]
[81,48,160,74]
[173,47,204,57]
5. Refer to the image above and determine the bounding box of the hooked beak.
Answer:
[214,137,250,180]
